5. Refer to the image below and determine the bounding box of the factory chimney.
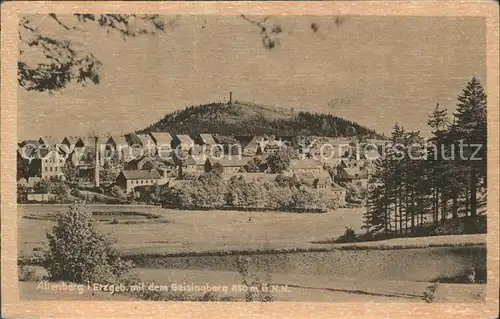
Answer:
[94,135,100,188]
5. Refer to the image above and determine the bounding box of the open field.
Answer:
[18,204,366,257]
[18,204,487,302]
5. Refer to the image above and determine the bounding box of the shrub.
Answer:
[335,227,358,243]
[110,218,119,225]
[109,185,127,200]
[18,266,43,282]
[236,256,274,302]
[43,203,133,284]
[423,282,439,303]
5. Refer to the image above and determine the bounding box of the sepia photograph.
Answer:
[1,1,499,318]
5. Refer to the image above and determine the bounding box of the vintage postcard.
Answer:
[1,1,499,318]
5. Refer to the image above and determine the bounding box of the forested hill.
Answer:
[139,101,382,138]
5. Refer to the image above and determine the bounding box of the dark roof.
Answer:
[33,148,58,159]
[312,177,331,187]
[340,159,365,168]
[174,135,194,145]
[295,171,331,186]
[136,134,155,147]
[341,167,368,179]
[121,169,161,180]
[149,132,173,146]
[20,140,40,148]
[107,135,128,147]
[17,147,35,159]
[38,136,59,146]
[199,134,217,145]
[62,136,80,145]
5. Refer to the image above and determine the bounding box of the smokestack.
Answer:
[94,136,100,188]
[229,92,233,104]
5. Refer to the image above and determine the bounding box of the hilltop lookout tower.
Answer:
[228,91,233,104]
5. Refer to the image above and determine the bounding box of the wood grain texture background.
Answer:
[1,1,499,318]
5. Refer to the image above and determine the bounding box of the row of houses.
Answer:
[18,132,382,205]
[20,133,387,160]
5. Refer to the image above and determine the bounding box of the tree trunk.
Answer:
[470,167,477,217]
[94,137,100,188]
[398,190,403,235]
[433,187,438,223]
[452,196,458,219]
[410,190,415,232]
[441,197,447,221]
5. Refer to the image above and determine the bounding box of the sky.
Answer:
[18,15,486,140]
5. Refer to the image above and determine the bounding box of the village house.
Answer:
[312,175,332,190]
[17,147,36,179]
[339,158,365,169]
[124,155,156,171]
[31,149,66,180]
[116,169,162,193]
[194,133,217,146]
[321,157,342,170]
[234,136,262,156]
[288,159,323,174]
[106,135,129,151]
[189,144,212,157]
[19,140,40,149]
[66,148,94,180]
[121,146,145,162]
[149,132,173,150]
[38,136,59,148]
[75,137,96,150]
[337,166,368,188]
[304,137,352,158]
[134,134,156,155]
[245,154,269,173]
[183,155,208,174]
[206,156,252,174]
[17,176,52,203]
[294,171,331,188]
[172,134,194,152]
[60,136,81,154]
[331,183,347,205]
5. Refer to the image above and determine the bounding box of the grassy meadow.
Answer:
[17,204,487,302]
[18,204,365,257]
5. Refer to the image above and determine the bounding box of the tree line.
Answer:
[161,172,343,212]
[363,77,487,236]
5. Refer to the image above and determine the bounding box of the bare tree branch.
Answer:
[18,14,166,92]
[240,14,282,50]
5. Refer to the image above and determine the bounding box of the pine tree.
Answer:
[449,77,487,217]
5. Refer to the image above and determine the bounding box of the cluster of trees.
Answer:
[140,102,380,138]
[62,149,125,185]
[161,172,342,212]
[364,78,487,235]
[43,203,133,284]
